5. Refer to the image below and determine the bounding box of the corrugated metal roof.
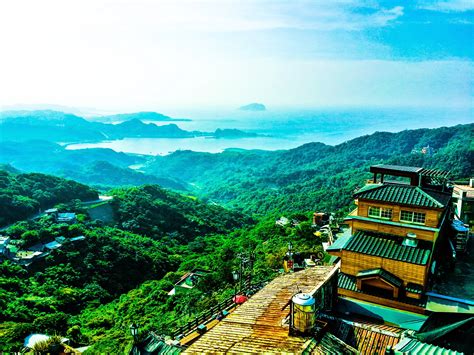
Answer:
[394,337,463,355]
[302,332,358,354]
[184,266,338,354]
[320,314,403,355]
[354,183,450,208]
[343,231,431,265]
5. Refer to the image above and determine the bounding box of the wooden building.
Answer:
[328,164,452,313]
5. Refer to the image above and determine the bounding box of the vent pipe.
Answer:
[402,233,418,248]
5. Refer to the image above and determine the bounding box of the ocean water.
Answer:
[65,106,472,155]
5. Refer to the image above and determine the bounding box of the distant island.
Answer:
[0,110,260,143]
[91,111,192,123]
[239,103,266,111]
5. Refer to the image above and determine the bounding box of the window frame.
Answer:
[400,210,426,225]
[368,206,393,220]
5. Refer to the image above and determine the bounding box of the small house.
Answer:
[57,213,77,224]
[44,240,62,251]
[168,269,210,296]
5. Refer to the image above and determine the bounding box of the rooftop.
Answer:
[393,337,462,355]
[184,266,339,354]
[370,165,450,180]
[354,183,451,209]
[320,314,403,355]
[357,268,403,288]
[338,272,427,309]
[342,231,431,265]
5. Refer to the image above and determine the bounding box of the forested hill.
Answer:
[0,170,98,226]
[144,123,473,214]
[0,175,251,351]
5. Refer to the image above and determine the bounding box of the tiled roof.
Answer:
[326,234,351,252]
[354,183,450,208]
[339,272,358,292]
[357,268,403,288]
[343,231,431,265]
[338,272,427,308]
[394,337,462,355]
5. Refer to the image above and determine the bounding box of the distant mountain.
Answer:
[0,140,188,190]
[0,110,193,141]
[0,110,256,142]
[239,103,266,111]
[90,111,192,123]
[144,123,474,214]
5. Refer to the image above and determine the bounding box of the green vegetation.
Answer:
[0,170,98,226]
[0,177,253,351]
[0,123,472,352]
[145,123,473,214]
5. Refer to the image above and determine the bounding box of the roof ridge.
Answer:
[414,187,444,208]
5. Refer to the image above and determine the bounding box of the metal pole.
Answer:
[239,257,243,293]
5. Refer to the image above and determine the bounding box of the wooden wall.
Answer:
[357,200,442,228]
[341,251,428,287]
[349,219,437,242]
[338,289,427,314]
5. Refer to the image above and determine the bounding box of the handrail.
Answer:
[170,280,269,339]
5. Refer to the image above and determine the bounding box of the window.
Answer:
[368,206,393,220]
[400,210,426,224]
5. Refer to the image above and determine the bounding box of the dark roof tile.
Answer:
[354,183,450,208]
[343,231,431,265]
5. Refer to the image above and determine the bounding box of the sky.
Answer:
[0,0,473,111]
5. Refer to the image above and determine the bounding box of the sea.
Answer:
[65,106,473,156]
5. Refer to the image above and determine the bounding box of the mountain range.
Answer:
[0,110,259,142]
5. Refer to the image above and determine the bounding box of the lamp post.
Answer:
[232,270,239,300]
[288,242,293,272]
[130,323,139,344]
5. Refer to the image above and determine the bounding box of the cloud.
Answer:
[418,0,474,12]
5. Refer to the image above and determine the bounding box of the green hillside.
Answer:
[144,124,473,214]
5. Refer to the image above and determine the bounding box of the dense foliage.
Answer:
[0,123,471,352]
[145,123,473,214]
[0,178,252,351]
[0,170,98,226]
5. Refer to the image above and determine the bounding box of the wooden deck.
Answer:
[184,266,338,354]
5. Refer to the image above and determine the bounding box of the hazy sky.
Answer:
[0,0,473,111]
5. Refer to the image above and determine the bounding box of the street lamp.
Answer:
[232,270,240,300]
[287,242,294,272]
[130,323,139,343]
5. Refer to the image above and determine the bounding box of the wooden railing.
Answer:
[171,280,269,339]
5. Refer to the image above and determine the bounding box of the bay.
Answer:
[65,106,473,155]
